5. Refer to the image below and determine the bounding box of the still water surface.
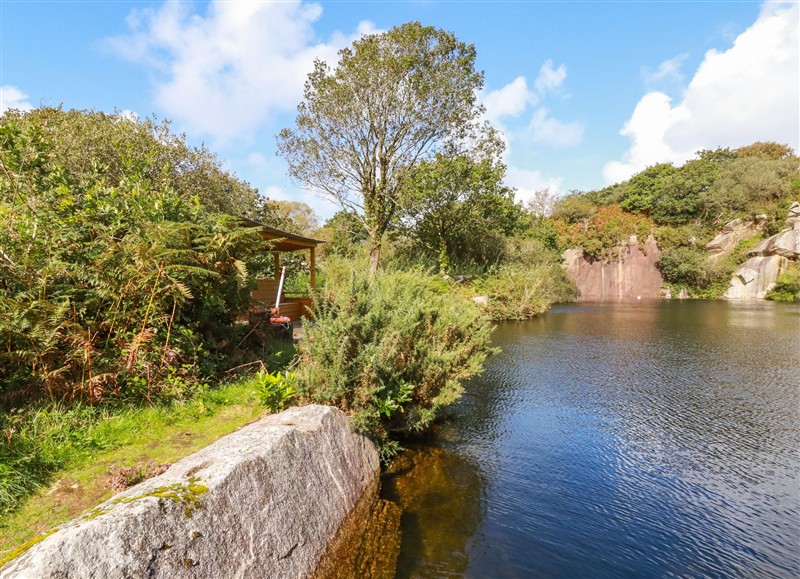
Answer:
[382,301,800,578]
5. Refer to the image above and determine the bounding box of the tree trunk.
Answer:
[368,231,382,275]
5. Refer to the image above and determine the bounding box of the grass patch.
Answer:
[0,380,264,557]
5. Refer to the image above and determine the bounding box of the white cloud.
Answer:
[605,1,799,184]
[483,76,537,124]
[506,165,564,206]
[603,92,690,184]
[535,59,567,93]
[643,53,688,87]
[0,85,34,114]
[106,0,377,143]
[529,107,584,148]
[482,59,582,153]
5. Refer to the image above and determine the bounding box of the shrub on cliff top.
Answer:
[295,262,493,458]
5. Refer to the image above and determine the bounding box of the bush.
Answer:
[767,263,800,302]
[295,264,493,458]
[656,245,734,297]
[474,263,577,320]
[556,204,654,261]
[0,115,268,404]
[252,370,297,412]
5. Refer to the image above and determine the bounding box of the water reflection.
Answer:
[386,301,800,578]
[382,446,485,578]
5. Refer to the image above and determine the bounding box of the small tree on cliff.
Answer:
[277,22,487,272]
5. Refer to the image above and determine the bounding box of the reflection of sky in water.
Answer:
[387,301,800,578]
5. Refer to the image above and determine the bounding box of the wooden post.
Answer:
[273,252,281,280]
[310,247,316,291]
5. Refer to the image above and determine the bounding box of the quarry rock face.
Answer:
[1,405,380,579]
[705,216,765,260]
[563,235,664,300]
[724,202,800,300]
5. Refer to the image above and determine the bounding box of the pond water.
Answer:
[381,301,800,578]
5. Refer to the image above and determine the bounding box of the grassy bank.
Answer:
[0,380,264,556]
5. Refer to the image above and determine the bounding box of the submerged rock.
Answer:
[1,405,380,579]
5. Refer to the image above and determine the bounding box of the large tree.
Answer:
[277,22,487,271]
[400,136,520,273]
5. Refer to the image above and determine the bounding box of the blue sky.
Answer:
[2,1,798,219]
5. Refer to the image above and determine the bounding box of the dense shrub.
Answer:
[295,263,493,459]
[1,107,259,216]
[556,204,654,261]
[0,117,267,403]
[474,263,578,320]
[766,263,800,302]
[550,193,597,224]
[656,245,734,297]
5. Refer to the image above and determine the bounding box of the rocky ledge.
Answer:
[724,201,800,299]
[0,405,380,578]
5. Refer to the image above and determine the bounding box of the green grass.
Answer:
[0,380,265,557]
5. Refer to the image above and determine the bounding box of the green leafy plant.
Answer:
[295,263,493,456]
[766,263,800,302]
[252,370,297,412]
[0,112,270,404]
[474,263,577,320]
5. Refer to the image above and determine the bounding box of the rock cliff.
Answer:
[724,202,800,299]
[1,405,381,579]
[562,235,664,300]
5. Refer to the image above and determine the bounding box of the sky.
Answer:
[1,0,798,219]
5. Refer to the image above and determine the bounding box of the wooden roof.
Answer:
[239,217,325,252]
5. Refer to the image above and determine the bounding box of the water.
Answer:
[382,301,800,578]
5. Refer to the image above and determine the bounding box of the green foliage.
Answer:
[295,263,493,451]
[316,210,369,259]
[252,370,297,412]
[656,245,734,297]
[521,216,562,252]
[474,262,578,320]
[656,246,713,287]
[0,381,257,516]
[277,21,488,271]
[617,163,677,214]
[253,199,319,235]
[557,204,654,261]
[736,141,795,160]
[1,107,258,216]
[766,263,800,302]
[702,156,799,221]
[550,193,597,224]
[400,139,523,274]
[550,141,798,297]
[0,114,268,403]
[649,158,717,224]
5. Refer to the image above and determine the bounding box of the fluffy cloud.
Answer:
[107,0,376,143]
[535,59,567,93]
[605,1,799,184]
[483,76,536,124]
[529,107,584,148]
[0,85,34,114]
[506,165,564,206]
[482,59,570,124]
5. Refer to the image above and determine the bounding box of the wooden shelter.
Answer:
[240,218,324,321]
